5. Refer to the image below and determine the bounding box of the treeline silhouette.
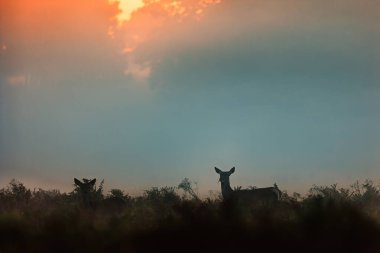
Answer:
[1,178,380,252]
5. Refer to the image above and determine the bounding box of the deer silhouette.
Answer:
[74,178,97,208]
[215,167,281,203]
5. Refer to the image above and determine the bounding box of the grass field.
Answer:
[1,179,380,253]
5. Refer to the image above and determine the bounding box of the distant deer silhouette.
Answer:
[74,178,96,208]
[215,167,281,203]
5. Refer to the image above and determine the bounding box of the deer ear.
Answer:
[89,179,96,186]
[215,167,222,174]
[74,178,82,186]
[229,167,235,174]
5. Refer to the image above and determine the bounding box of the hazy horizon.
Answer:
[1,0,380,196]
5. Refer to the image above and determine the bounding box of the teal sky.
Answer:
[1,0,380,195]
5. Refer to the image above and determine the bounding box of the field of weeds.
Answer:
[1,178,380,253]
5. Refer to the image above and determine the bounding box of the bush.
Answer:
[1,179,380,252]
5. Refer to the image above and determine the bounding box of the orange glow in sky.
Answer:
[108,0,222,80]
[109,0,221,25]
[109,0,145,25]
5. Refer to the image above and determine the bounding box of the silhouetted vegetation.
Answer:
[1,178,380,252]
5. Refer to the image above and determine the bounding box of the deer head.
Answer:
[215,167,235,198]
[74,178,96,207]
[74,178,96,193]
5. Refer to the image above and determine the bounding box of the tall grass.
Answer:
[1,179,380,252]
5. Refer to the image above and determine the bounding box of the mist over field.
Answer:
[1,177,380,252]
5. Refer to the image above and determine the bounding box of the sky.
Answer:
[0,0,380,195]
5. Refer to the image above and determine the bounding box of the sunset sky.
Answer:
[1,0,379,195]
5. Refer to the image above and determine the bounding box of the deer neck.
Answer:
[221,179,233,199]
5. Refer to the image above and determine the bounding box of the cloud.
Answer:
[0,43,7,53]
[6,74,27,86]
[1,0,378,86]
[107,0,380,83]
[109,0,221,81]
[124,58,152,81]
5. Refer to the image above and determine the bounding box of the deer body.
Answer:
[215,167,280,203]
